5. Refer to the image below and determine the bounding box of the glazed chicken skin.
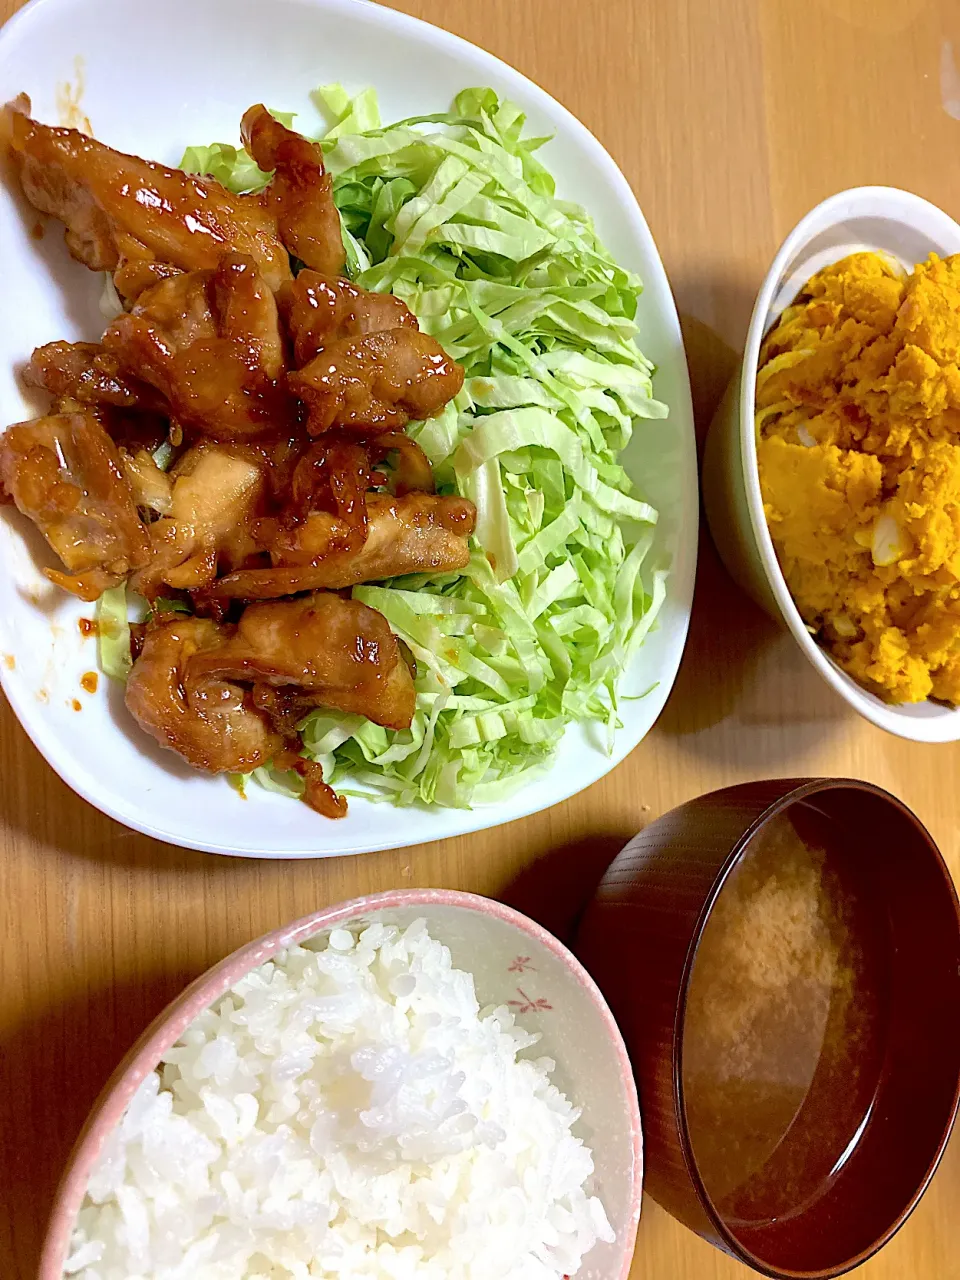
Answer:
[25,340,166,413]
[0,412,149,600]
[211,492,476,599]
[125,613,347,817]
[125,615,284,772]
[188,593,417,731]
[276,492,475,575]
[131,442,268,598]
[241,106,346,278]
[103,253,291,440]
[290,329,465,436]
[261,429,436,548]
[2,99,347,299]
[1,97,293,298]
[281,273,461,434]
[280,271,418,367]
[24,341,172,456]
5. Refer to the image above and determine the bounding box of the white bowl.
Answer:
[38,890,643,1280]
[703,186,960,743]
[0,0,698,857]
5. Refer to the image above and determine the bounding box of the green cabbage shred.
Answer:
[166,85,669,809]
[96,585,134,682]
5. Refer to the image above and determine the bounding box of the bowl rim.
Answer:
[37,887,643,1280]
[0,0,698,858]
[737,185,960,742]
[671,777,960,1279]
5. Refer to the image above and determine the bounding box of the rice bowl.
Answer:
[39,891,643,1280]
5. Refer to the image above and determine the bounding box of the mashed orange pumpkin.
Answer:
[756,251,960,704]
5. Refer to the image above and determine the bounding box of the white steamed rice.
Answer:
[63,918,613,1279]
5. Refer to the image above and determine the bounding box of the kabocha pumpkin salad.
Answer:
[757,251,960,704]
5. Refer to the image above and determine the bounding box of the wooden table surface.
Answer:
[2,0,960,1276]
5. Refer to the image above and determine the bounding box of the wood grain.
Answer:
[2,0,960,1276]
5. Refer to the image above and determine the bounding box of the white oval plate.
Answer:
[0,0,697,857]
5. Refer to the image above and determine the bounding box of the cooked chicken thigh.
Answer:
[125,615,284,772]
[280,271,418,367]
[1,96,476,818]
[126,614,346,816]
[132,443,267,597]
[25,340,166,413]
[187,593,417,730]
[1,97,292,297]
[103,253,291,440]
[210,492,475,599]
[0,412,149,600]
[241,105,345,278]
[289,329,464,436]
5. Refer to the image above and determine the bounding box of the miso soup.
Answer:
[682,802,889,1226]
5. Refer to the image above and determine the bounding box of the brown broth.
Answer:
[682,802,888,1227]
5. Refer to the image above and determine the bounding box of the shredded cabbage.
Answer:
[174,86,669,808]
[96,586,133,682]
